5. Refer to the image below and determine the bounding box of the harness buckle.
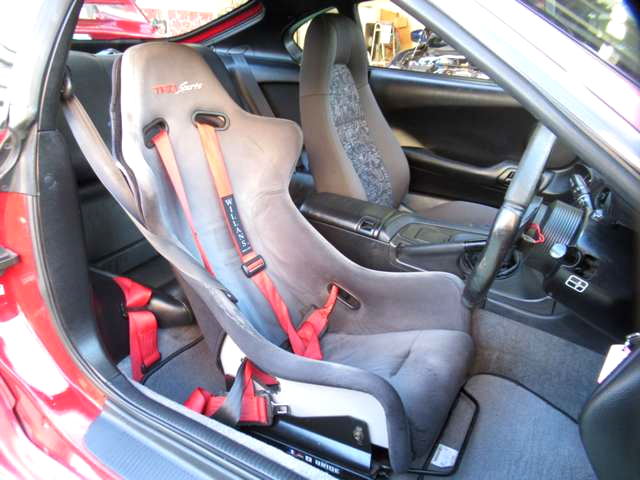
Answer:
[242,255,266,278]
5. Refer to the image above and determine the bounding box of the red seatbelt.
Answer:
[151,130,275,425]
[151,131,214,274]
[150,120,339,425]
[195,120,338,360]
[113,276,160,381]
[297,285,339,359]
[184,361,277,424]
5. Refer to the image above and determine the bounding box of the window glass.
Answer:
[73,0,250,40]
[520,0,640,84]
[292,8,339,49]
[357,0,489,79]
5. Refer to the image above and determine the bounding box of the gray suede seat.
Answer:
[299,14,497,230]
[106,41,474,472]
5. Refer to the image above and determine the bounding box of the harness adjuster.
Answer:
[242,255,266,278]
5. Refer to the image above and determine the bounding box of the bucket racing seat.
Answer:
[63,41,474,472]
[299,14,497,229]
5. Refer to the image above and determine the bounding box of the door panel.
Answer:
[404,147,556,207]
[369,67,545,205]
[369,67,577,204]
[228,49,575,208]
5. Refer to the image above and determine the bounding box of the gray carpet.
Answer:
[142,339,225,402]
[118,324,225,403]
[430,374,596,480]
[471,309,604,419]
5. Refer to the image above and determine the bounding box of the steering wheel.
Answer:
[462,123,557,308]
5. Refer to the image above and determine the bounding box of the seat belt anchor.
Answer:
[241,255,266,278]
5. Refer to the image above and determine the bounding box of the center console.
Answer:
[300,192,560,332]
[300,192,490,276]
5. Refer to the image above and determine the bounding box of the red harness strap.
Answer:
[151,130,275,425]
[113,276,160,382]
[150,121,339,425]
[152,131,214,274]
[184,362,277,424]
[297,285,339,359]
[195,121,338,360]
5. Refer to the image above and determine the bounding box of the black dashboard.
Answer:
[521,165,636,337]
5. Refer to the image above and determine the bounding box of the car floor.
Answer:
[117,309,603,479]
[117,325,226,404]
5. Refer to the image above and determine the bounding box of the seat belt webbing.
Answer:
[229,50,275,117]
[152,131,214,274]
[152,128,306,355]
[113,276,161,381]
[149,117,339,422]
[151,130,278,425]
[195,120,338,360]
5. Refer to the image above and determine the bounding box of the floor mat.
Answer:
[428,374,596,480]
[471,309,603,419]
[118,325,225,404]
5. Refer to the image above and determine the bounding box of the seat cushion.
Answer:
[321,329,474,458]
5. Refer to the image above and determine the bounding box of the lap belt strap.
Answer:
[113,276,160,381]
[195,120,338,360]
[184,359,280,425]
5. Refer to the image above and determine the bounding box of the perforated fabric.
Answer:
[329,65,394,207]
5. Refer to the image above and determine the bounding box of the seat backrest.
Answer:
[113,42,306,346]
[61,47,244,291]
[113,39,467,348]
[299,14,410,208]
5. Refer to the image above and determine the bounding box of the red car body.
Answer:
[0,0,637,478]
[0,193,115,479]
[74,0,160,40]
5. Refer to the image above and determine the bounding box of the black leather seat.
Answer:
[299,14,497,230]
